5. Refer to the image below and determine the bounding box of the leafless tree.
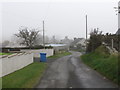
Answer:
[15,26,40,47]
[90,28,102,36]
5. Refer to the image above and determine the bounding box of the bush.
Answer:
[86,28,103,53]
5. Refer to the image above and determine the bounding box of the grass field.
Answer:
[0,53,12,55]
[48,51,71,59]
[81,45,119,85]
[2,62,47,88]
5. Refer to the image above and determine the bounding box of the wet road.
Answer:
[36,51,118,88]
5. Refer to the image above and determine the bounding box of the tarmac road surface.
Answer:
[35,51,118,88]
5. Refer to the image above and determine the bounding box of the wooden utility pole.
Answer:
[43,21,45,48]
[112,39,114,49]
[86,15,88,41]
[86,15,88,52]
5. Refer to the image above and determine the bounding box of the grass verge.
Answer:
[2,62,47,88]
[0,53,12,55]
[48,51,71,59]
[81,45,119,85]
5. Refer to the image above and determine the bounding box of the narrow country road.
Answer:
[36,51,118,88]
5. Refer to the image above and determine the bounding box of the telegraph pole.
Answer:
[86,15,88,52]
[43,20,45,48]
[112,39,114,49]
[86,15,88,41]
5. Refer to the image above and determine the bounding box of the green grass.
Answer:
[0,53,12,55]
[81,45,119,85]
[48,51,71,59]
[2,62,47,88]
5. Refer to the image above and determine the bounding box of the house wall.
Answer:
[0,53,33,77]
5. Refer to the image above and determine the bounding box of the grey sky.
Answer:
[1,0,118,42]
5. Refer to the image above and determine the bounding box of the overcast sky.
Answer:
[0,0,118,42]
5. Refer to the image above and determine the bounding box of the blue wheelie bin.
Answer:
[40,53,47,62]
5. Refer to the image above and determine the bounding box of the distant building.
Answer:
[116,28,120,35]
[45,44,69,53]
[60,36,73,45]
[70,38,86,50]
[49,36,60,44]
[45,44,66,47]
[4,42,26,48]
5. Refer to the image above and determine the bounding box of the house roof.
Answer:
[70,38,85,46]
[116,29,120,35]
[45,44,66,47]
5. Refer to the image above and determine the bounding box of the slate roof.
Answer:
[116,28,120,35]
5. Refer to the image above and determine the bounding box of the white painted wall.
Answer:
[21,49,54,58]
[0,53,33,77]
[0,57,2,89]
[0,49,53,77]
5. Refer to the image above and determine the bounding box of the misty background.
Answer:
[0,0,118,43]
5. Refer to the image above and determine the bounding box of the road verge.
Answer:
[81,45,119,85]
